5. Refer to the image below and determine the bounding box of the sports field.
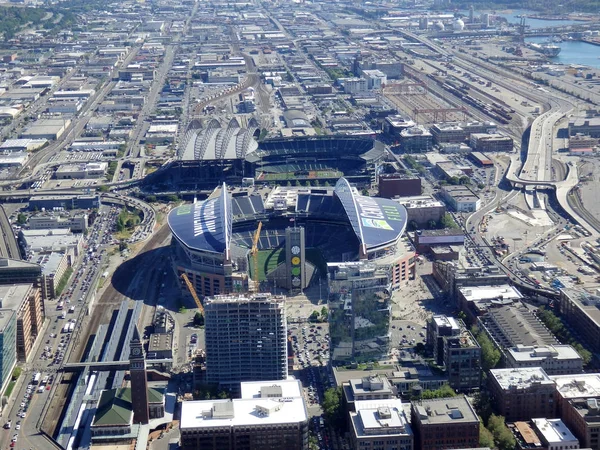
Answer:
[248,247,285,282]
[248,247,329,281]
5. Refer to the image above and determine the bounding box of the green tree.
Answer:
[97,185,109,193]
[427,219,437,229]
[473,390,493,425]
[320,306,328,321]
[323,387,344,429]
[421,384,456,399]
[487,414,516,450]
[473,327,501,371]
[145,195,157,203]
[194,312,204,326]
[16,213,26,225]
[440,213,459,229]
[479,422,495,448]
[309,310,320,322]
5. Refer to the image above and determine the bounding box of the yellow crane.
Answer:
[180,273,204,315]
[250,221,263,288]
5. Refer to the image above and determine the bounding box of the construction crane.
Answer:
[180,273,204,315]
[250,221,263,289]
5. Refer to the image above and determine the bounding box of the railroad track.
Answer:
[43,223,172,437]
[567,188,600,234]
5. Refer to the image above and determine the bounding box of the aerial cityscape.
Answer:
[2,0,600,449]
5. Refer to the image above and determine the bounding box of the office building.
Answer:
[55,162,108,179]
[342,375,395,412]
[400,126,433,153]
[350,399,413,450]
[433,262,509,302]
[427,315,481,392]
[383,115,416,137]
[470,133,513,152]
[344,78,368,94]
[205,294,288,391]
[396,196,446,228]
[551,373,600,450]
[0,284,44,361]
[362,69,387,90]
[440,185,481,212]
[378,174,422,199]
[28,194,100,211]
[430,123,468,144]
[0,309,16,393]
[488,367,556,422]
[328,262,391,363]
[559,289,600,353]
[28,213,88,233]
[427,315,461,366]
[569,117,600,137]
[506,345,583,375]
[180,379,309,450]
[411,396,480,450]
[0,258,45,297]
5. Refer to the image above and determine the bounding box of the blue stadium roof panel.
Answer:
[168,186,232,254]
[334,178,407,250]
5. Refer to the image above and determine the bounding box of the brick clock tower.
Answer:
[129,325,150,424]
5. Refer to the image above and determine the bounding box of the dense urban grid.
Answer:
[1,0,600,449]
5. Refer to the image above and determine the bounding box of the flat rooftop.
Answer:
[459,285,523,302]
[507,344,582,363]
[240,379,302,399]
[551,374,600,399]
[180,381,307,429]
[561,288,600,328]
[532,418,578,444]
[412,396,479,425]
[0,309,15,333]
[0,284,31,310]
[352,399,412,438]
[490,367,554,390]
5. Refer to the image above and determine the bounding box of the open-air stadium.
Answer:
[145,118,386,190]
[167,178,416,297]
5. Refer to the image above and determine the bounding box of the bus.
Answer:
[60,312,66,320]
[32,373,41,385]
[57,301,64,310]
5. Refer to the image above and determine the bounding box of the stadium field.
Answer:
[249,247,285,282]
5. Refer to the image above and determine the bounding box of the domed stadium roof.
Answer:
[178,118,259,161]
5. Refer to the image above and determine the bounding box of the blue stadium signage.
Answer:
[335,178,407,250]
[168,187,232,254]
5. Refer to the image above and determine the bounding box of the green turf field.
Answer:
[248,247,285,282]
[248,247,329,281]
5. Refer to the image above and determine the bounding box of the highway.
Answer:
[0,204,118,450]
[0,205,19,260]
